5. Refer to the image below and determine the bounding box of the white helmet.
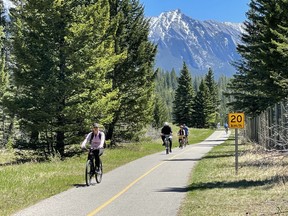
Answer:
[164,122,169,126]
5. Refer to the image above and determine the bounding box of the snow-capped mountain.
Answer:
[148,9,244,77]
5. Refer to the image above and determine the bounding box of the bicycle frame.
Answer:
[178,135,186,148]
[85,148,103,186]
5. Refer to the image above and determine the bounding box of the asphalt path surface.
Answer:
[13,130,230,216]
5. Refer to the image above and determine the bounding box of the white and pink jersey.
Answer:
[81,131,105,149]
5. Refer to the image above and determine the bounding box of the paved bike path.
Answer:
[13,130,230,216]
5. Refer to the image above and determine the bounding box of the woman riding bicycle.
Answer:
[81,123,105,172]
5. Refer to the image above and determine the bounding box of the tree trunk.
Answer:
[56,114,65,157]
[56,130,65,157]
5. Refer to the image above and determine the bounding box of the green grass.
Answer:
[0,128,214,216]
[178,133,288,216]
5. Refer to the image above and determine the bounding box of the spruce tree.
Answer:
[6,0,121,155]
[228,0,288,115]
[270,0,288,96]
[107,0,157,141]
[204,68,219,126]
[218,75,232,124]
[192,79,211,128]
[154,69,177,122]
[0,1,12,147]
[172,62,194,126]
[152,97,169,129]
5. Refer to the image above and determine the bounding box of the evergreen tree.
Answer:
[192,79,211,128]
[152,96,168,129]
[6,0,121,156]
[172,62,194,126]
[154,68,176,122]
[204,68,219,126]
[0,1,11,147]
[107,0,157,141]
[170,68,178,90]
[228,0,288,115]
[218,75,232,125]
[270,0,288,96]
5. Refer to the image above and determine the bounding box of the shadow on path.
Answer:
[164,158,202,162]
[157,186,188,193]
[73,183,88,188]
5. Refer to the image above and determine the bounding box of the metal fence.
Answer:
[245,98,288,150]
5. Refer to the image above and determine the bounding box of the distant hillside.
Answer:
[148,9,244,77]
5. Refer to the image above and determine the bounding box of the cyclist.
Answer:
[224,122,229,134]
[81,123,105,172]
[161,122,173,153]
[183,124,189,145]
[177,125,186,148]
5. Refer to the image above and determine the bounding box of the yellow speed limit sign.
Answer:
[228,113,245,129]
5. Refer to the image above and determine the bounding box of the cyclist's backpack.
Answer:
[178,129,185,136]
[89,131,107,148]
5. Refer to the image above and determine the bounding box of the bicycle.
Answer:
[163,134,171,154]
[85,148,103,186]
[184,135,188,146]
[178,135,186,149]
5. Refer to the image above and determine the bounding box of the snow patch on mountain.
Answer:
[148,9,244,77]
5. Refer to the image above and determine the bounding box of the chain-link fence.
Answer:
[245,98,288,150]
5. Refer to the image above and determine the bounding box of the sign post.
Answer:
[228,113,245,175]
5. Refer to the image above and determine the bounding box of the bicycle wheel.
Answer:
[180,140,183,149]
[85,160,94,186]
[165,139,169,154]
[95,160,103,183]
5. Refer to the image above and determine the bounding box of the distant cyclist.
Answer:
[161,122,173,153]
[183,124,189,144]
[177,125,186,148]
[81,123,105,172]
[224,123,229,134]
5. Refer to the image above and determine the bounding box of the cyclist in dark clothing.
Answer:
[161,122,173,152]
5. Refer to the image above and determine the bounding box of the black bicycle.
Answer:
[85,148,103,186]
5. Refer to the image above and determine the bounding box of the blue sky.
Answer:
[139,0,250,23]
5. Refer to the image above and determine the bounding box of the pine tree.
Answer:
[154,69,177,122]
[269,0,288,96]
[0,1,11,147]
[218,75,232,124]
[228,0,288,115]
[172,62,194,126]
[106,0,157,141]
[152,97,169,129]
[6,0,121,155]
[204,68,219,126]
[192,79,211,128]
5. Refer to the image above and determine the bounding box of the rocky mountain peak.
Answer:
[148,10,244,77]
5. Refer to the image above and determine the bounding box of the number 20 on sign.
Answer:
[228,113,245,129]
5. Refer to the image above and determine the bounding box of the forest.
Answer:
[0,0,287,157]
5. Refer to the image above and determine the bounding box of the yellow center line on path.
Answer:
[87,149,191,216]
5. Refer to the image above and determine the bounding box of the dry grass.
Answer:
[178,134,288,216]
